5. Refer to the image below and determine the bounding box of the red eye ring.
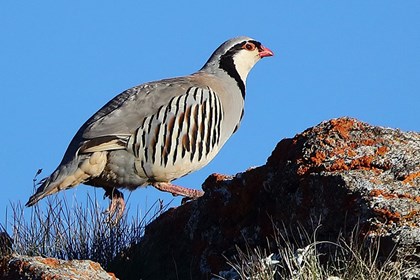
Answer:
[243,42,256,51]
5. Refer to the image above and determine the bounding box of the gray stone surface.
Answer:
[110,117,420,279]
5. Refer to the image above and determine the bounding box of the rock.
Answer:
[0,232,13,258]
[109,117,420,280]
[0,255,118,280]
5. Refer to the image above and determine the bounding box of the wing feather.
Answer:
[61,77,217,163]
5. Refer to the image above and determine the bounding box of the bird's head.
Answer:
[201,36,273,94]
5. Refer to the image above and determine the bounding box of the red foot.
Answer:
[103,188,125,223]
[152,182,204,201]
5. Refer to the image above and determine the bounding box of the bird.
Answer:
[26,36,273,218]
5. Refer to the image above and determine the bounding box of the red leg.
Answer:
[103,188,125,222]
[152,182,204,200]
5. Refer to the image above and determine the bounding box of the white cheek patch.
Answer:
[233,51,260,82]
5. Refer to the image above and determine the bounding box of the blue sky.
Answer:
[1,1,419,224]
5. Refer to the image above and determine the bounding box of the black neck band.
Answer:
[219,43,246,98]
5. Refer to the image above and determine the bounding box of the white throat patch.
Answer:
[233,51,260,83]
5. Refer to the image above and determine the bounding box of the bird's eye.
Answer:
[243,42,256,51]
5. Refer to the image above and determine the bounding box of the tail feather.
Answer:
[26,174,64,207]
[26,151,107,207]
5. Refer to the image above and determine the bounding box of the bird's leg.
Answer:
[103,187,125,222]
[152,182,204,203]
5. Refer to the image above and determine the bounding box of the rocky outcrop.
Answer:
[2,117,419,279]
[109,117,420,280]
[0,254,118,280]
[0,230,117,280]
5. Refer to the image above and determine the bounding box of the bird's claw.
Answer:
[103,188,125,224]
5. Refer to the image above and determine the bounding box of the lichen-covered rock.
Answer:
[1,255,118,280]
[265,117,420,264]
[109,117,419,280]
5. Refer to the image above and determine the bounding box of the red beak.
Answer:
[258,45,274,58]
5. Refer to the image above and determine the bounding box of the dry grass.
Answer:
[215,224,416,280]
[4,193,169,270]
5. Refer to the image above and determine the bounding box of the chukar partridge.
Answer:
[26,36,273,215]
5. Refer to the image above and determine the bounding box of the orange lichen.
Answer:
[402,171,420,185]
[348,142,358,149]
[370,189,383,197]
[332,146,347,156]
[323,137,335,146]
[369,189,420,204]
[330,159,349,171]
[89,261,102,271]
[40,258,60,268]
[310,151,326,165]
[330,118,355,139]
[346,149,357,157]
[370,189,398,199]
[403,210,419,221]
[377,146,388,156]
[349,155,374,169]
[374,208,401,223]
[362,139,376,146]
